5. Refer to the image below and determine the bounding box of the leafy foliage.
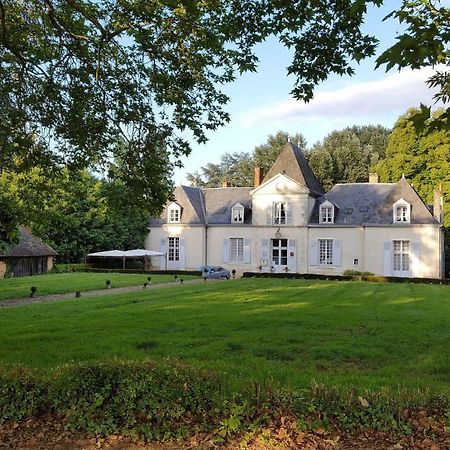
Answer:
[306,125,390,191]
[374,107,450,272]
[0,168,149,262]
[186,131,306,187]
[0,362,447,440]
[0,183,19,254]
[376,1,450,131]
[0,1,385,189]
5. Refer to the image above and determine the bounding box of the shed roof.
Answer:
[1,227,58,258]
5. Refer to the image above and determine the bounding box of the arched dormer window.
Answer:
[393,198,410,223]
[168,202,181,223]
[231,203,244,223]
[319,200,335,224]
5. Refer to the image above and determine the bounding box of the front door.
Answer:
[167,237,180,270]
[271,238,288,272]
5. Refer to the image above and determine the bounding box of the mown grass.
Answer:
[0,272,198,301]
[0,278,449,394]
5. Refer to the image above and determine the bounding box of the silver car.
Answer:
[201,265,231,280]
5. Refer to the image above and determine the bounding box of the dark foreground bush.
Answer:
[0,362,447,441]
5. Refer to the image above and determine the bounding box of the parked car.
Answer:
[201,265,231,280]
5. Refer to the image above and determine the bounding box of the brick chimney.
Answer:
[369,172,379,183]
[222,180,231,188]
[433,185,443,223]
[254,166,264,188]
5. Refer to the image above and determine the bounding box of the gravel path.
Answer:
[0,278,217,309]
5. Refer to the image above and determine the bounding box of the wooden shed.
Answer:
[0,227,58,278]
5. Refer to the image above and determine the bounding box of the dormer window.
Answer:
[393,199,410,223]
[231,203,244,223]
[168,202,181,223]
[319,201,334,224]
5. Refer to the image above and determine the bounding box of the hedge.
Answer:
[0,362,447,441]
[242,271,450,286]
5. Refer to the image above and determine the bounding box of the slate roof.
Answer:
[1,227,58,257]
[263,142,324,196]
[149,186,252,225]
[309,178,439,225]
[203,187,252,224]
[149,186,205,225]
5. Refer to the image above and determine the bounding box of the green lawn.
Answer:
[0,272,198,301]
[0,278,449,394]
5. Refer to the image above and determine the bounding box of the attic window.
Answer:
[393,199,410,223]
[168,202,181,223]
[319,201,334,224]
[231,204,244,223]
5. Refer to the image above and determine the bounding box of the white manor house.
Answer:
[146,142,445,278]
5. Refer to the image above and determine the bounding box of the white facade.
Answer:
[146,144,444,279]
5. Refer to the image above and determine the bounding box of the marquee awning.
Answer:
[87,249,165,258]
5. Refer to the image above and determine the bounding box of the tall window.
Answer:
[232,205,244,223]
[168,237,180,261]
[393,240,409,272]
[273,202,287,225]
[319,239,333,265]
[229,238,244,262]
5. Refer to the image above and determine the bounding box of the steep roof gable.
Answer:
[250,173,311,195]
[262,142,324,196]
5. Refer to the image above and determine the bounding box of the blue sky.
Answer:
[173,1,444,185]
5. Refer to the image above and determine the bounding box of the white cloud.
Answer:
[238,67,442,128]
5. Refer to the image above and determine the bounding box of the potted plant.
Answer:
[105,280,111,289]
[143,282,148,289]
[30,286,37,298]
[147,276,152,284]
[75,291,81,298]
[231,269,236,279]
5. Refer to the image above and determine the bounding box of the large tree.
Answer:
[1,1,431,186]
[187,131,306,187]
[374,108,450,272]
[306,125,391,191]
[375,0,450,130]
[0,168,149,262]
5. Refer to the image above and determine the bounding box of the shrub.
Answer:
[343,270,375,276]
[48,362,222,438]
[0,369,47,423]
[52,264,89,273]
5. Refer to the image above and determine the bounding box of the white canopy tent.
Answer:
[86,249,166,269]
